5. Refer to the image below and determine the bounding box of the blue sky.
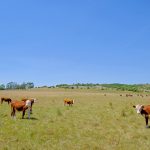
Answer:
[0,0,150,86]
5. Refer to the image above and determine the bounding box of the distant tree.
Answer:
[26,82,34,89]
[6,82,34,89]
[48,86,55,88]
[6,82,18,89]
[20,82,27,89]
[0,84,5,90]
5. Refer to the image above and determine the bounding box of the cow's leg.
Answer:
[11,109,13,117]
[30,104,32,114]
[11,105,13,117]
[27,107,31,119]
[1,100,3,104]
[12,108,16,119]
[145,116,149,128]
[14,109,16,119]
[22,109,26,119]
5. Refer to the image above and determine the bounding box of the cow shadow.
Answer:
[21,117,38,120]
[146,125,150,129]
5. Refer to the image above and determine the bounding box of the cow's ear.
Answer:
[133,105,136,108]
[141,105,144,109]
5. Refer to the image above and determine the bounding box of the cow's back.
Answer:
[11,100,26,111]
[143,105,150,114]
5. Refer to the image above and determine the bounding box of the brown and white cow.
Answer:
[133,104,150,128]
[11,100,33,119]
[1,97,12,104]
[21,98,37,113]
[64,98,74,106]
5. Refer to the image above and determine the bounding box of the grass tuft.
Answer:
[56,108,63,116]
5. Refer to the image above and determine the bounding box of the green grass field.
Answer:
[0,88,150,150]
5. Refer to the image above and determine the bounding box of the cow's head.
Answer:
[133,104,144,114]
[30,98,37,103]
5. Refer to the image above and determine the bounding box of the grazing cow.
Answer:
[21,98,37,113]
[1,97,12,104]
[11,100,32,119]
[64,98,74,106]
[126,94,133,97]
[133,104,150,128]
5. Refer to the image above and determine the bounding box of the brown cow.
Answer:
[64,98,74,106]
[11,100,33,119]
[126,94,133,97]
[133,104,150,128]
[1,97,12,104]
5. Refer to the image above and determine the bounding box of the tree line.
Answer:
[56,83,150,92]
[0,82,34,90]
[1,82,150,92]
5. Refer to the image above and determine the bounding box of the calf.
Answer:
[11,100,32,119]
[1,97,12,104]
[133,104,150,128]
[64,98,74,106]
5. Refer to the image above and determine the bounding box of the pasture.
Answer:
[0,88,150,150]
